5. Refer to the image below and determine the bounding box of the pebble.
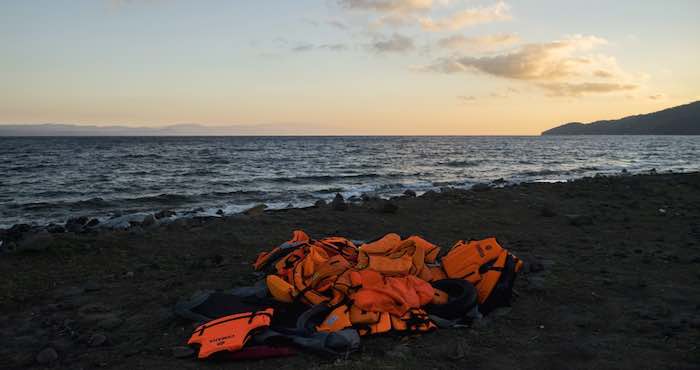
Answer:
[98,317,123,330]
[403,189,417,197]
[314,199,326,207]
[36,347,58,365]
[528,259,545,273]
[172,346,195,358]
[89,333,108,347]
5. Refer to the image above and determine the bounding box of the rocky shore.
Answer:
[1,172,699,369]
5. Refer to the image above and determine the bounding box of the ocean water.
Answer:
[1,136,698,228]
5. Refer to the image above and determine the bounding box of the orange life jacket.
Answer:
[187,308,273,358]
[351,269,434,317]
[440,238,523,305]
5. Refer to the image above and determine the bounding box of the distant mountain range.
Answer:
[0,123,329,136]
[542,101,700,135]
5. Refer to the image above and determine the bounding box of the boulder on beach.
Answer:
[331,193,347,211]
[243,204,268,216]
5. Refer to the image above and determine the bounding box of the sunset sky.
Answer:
[1,0,699,134]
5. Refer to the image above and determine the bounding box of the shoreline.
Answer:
[1,171,699,369]
[0,167,677,235]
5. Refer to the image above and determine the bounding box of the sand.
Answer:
[1,172,699,369]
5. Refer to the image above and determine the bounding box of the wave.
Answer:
[439,160,481,167]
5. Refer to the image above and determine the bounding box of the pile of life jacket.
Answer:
[184,230,523,359]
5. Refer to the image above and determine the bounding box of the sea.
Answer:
[1,136,698,228]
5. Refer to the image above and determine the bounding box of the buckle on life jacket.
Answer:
[187,308,274,359]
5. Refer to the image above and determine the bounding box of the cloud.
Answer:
[327,20,349,30]
[370,33,415,53]
[458,95,477,102]
[420,2,511,31]
[291,43,348,52]
[338,0,436,14]
[538,82,638,97]
[437,33,520,52]
[425,35,609,80]
[423,35,640,96]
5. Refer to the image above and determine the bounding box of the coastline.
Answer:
[1,172,699,369]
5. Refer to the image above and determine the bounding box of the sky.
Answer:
[1,0,699,135]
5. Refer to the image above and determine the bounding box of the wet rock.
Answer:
[361,192,380,202]
[141,214,156,227]
[36,347,58,365]
[86,218,100,227]
[377,200,398,214]
[331,193,347,211]
[403,189,417,197]
[243,204,267,216]
[155,210,176,219]
[216,209,225,216]
[100,213,151,229]
[172,346,195,358]
[492,178,507,185]
[65,217,88,233]
[46,224,66,234]
[471,183,491,192]
[540,206,556,217]
[314,199,326,207]
[421,190,439,199]
[567,214,594,226]
[89,333,108,347]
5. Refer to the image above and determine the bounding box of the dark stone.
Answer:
[314,199,326,207]
[421,190,439,198]
[65,218,86,233]
[361,193,380,202]
[243,204,267,216]
[36,347,58,365]
[155,210,176,219]
[331,193,347,211]
[172,346,195,358]
[528,260,545,273]
[46,224,66,234]
[216,209,225,216]
[471,183,491,192]
[492,178,507,184]
[403,189,417,197]
[141,214,156,227]
[98,317,123,330]
[89,333,108,347]
[86,218,100,227]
